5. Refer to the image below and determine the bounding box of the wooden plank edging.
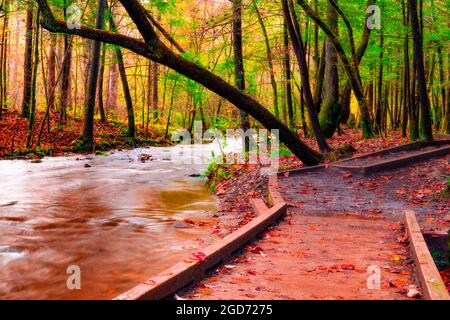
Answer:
[334,145,450,176]
[114,174,287,300]
[404,210,450,300]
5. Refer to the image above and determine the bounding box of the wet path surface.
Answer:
[181,155,449,300]
[0,144,226,299]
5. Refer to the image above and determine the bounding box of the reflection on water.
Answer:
[0,144,222,300]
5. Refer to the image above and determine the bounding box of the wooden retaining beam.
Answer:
[278,138,450,178]
[404,210,450,300]
[338,138,450,165]
[334,145,450,176]
[115,175,287,300]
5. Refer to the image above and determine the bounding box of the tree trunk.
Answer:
[339,0,375,125]
[0,0,9,119]
[97,42,107,123]
[83,0,106,148]
[298,0,374,138]
[375,30,384,134]
[26,10,40,149]
[152,61,159,121]
[109,11,135,137]
[37,0,323,166]
[60,0,73,124]
[408,0,433,141]
[106,52,118,113]
[284,21,294,128]
[47,35,57,112]
[21,7,33,118]
[319,0,341,138]
[232,0,250,132]
[253,0,279,118]
[282,0,331,153]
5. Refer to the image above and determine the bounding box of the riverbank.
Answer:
[0,111,170,160]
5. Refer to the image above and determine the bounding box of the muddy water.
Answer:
[0,143,229,300]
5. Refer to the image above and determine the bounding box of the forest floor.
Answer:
[0,111,168,159]
[180,142,450,300]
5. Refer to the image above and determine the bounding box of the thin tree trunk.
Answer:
[83,0,107,148]
[97,42,107,123]
[232,0,250,133]
[0,0,9,119]
[47,35,57,111]
[319,0,341,138]
[21,7,33,118]
[152,60,159,121]
[282,0,331,153]
[375,30,384,134]
[252,0,279,118]
[284,21,294,128]
[26,10,40,149]
[408,0,433,141]
[108,8,135,137]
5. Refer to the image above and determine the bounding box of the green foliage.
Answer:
[73,139,92,152]
[203,159,231,192]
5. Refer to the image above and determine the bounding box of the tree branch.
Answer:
[36,0,323,165]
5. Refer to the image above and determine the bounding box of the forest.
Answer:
[0,0,449,303]
[0,0,447,161]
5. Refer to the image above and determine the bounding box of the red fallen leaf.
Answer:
[243,293,257,298]
[396,188,408,195]
[212,229,220,235]
[192,252,207,261]
[247,246,264,255]
[342,172,353,179]
[265,231,281,238]
[340,264,356,270]
[233,257,249,264]
[247,270,257,276]
[183,218,196,225]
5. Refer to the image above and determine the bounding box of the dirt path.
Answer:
[179,154,449,300]
[180,212,413,300]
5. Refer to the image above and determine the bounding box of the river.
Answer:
[0,141,233,299]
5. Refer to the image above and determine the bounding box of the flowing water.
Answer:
[0,142,235,300]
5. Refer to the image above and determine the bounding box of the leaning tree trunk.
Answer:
[37,0,323,166]
[408,0,433,141]
[339,0,375,125]
[298,0,374,138]
[282,0,331,153]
